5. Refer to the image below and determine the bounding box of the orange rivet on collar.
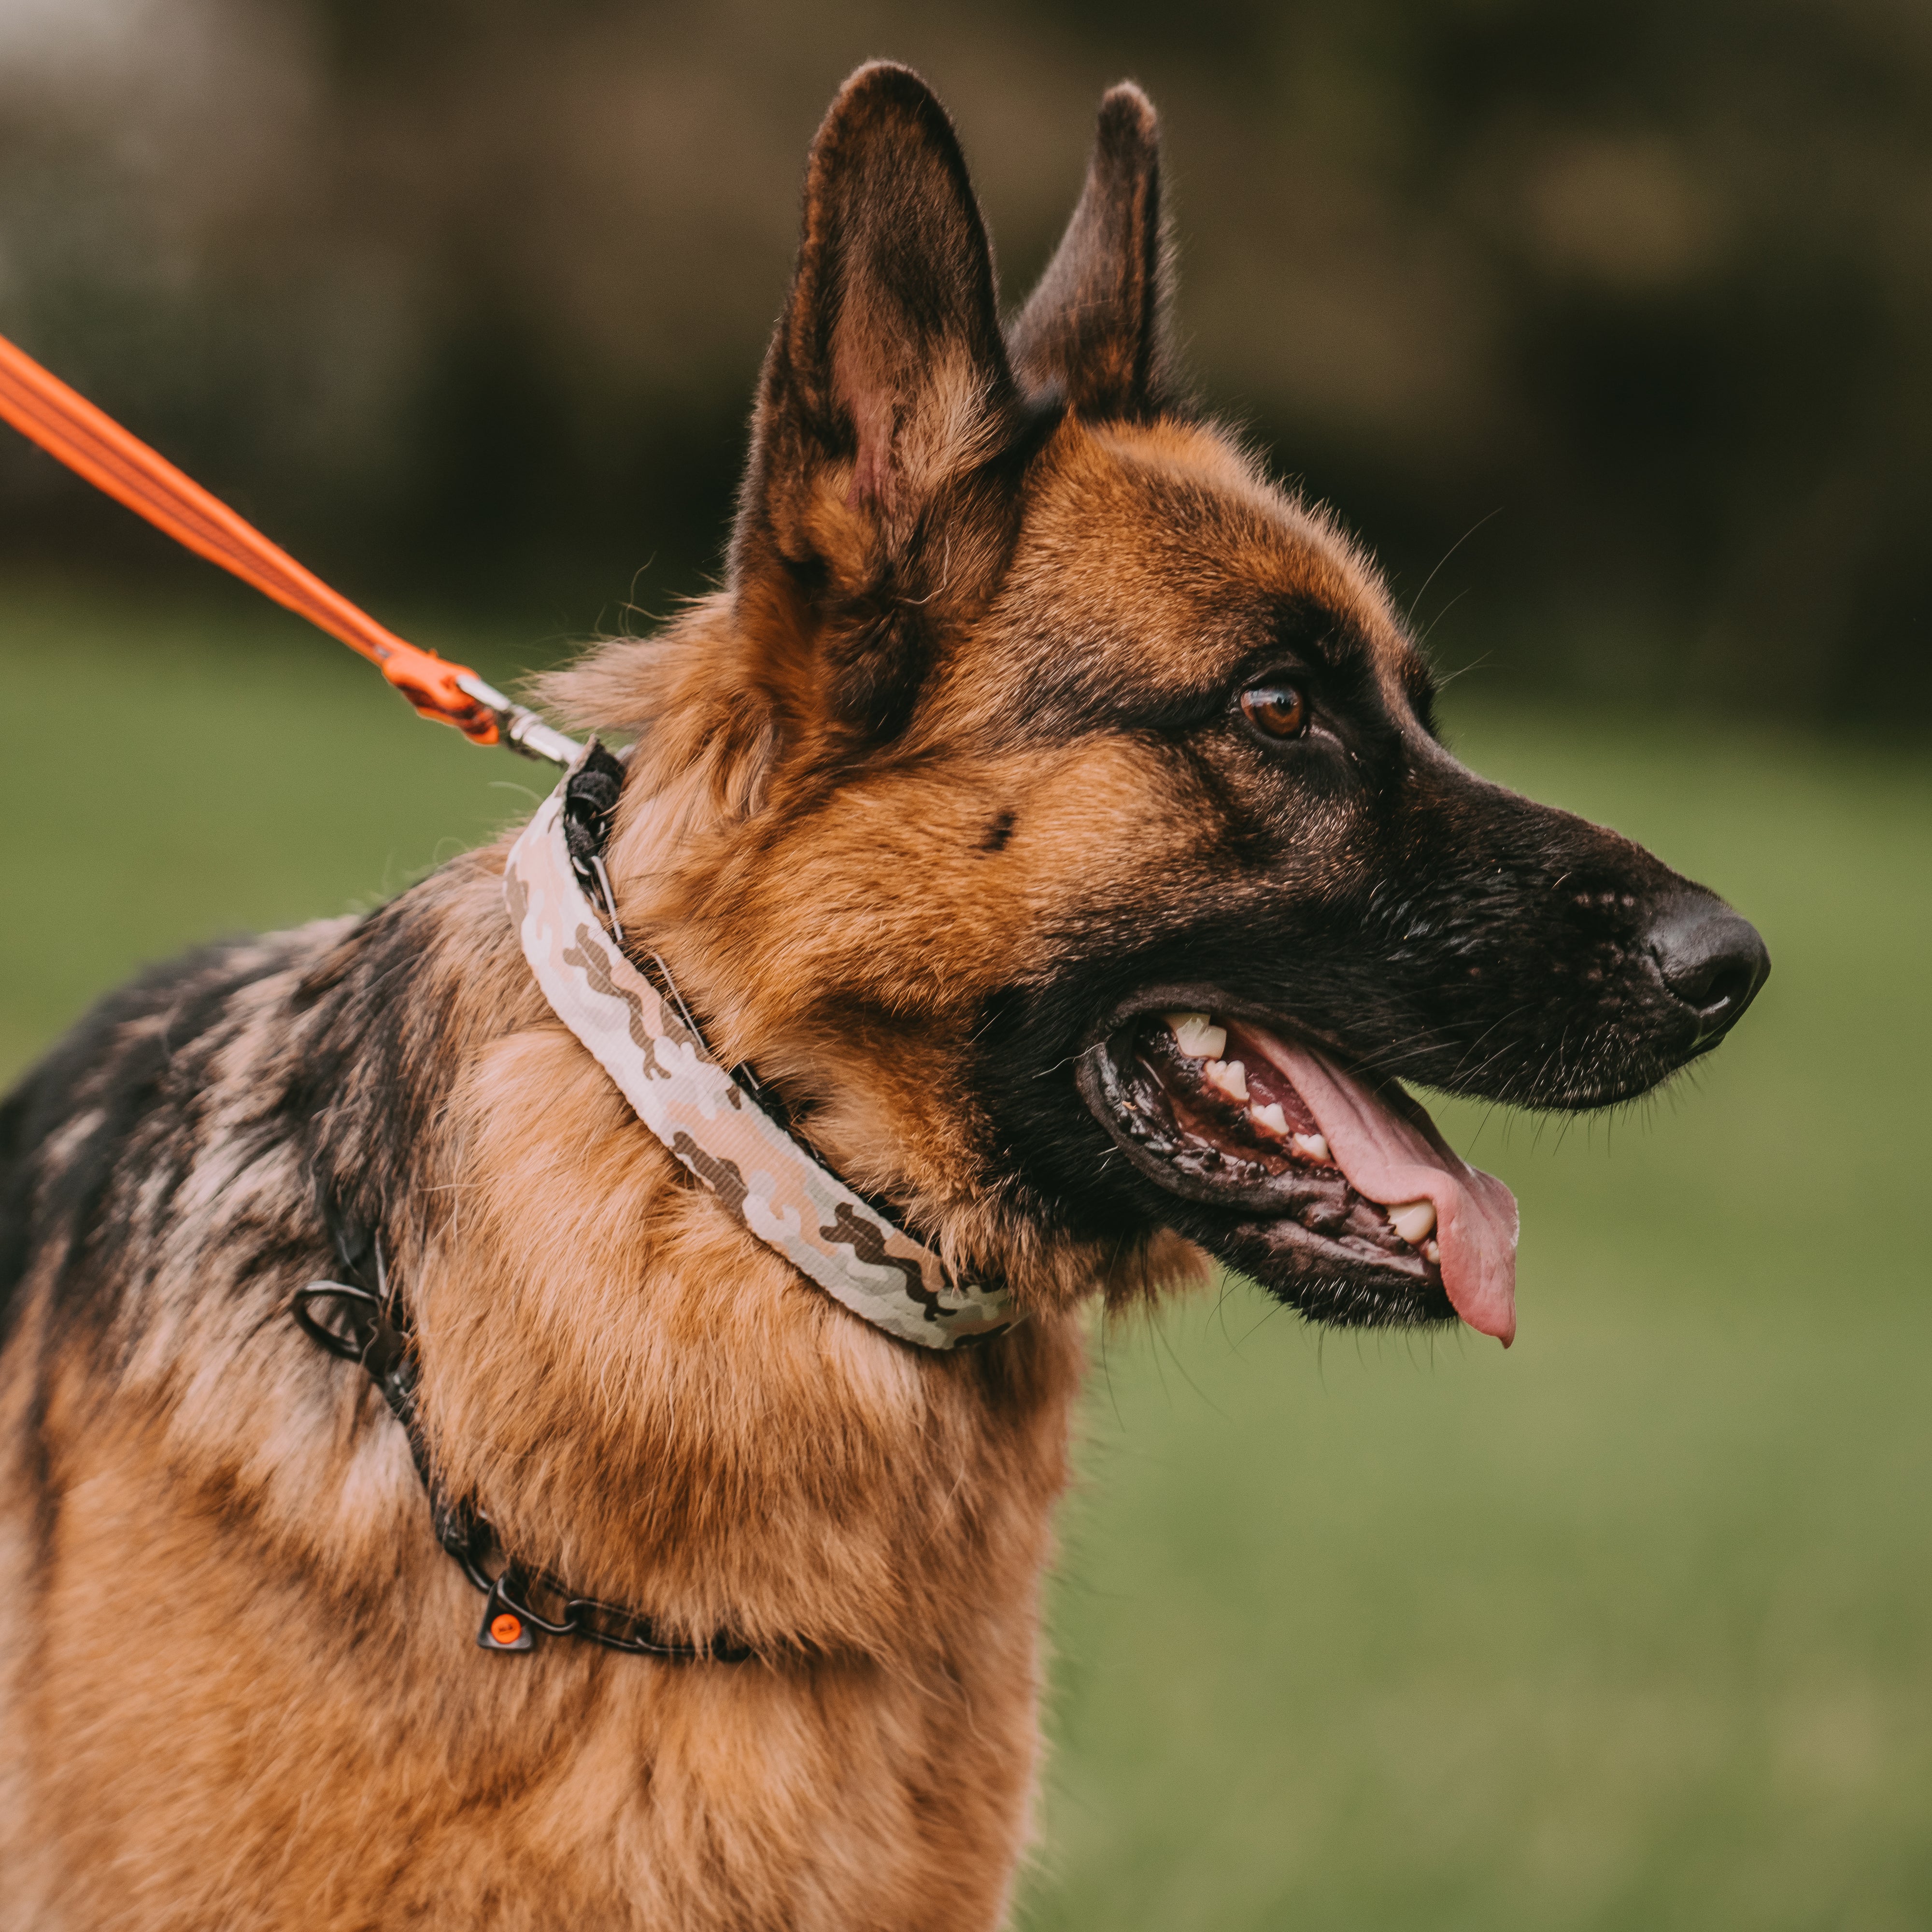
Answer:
[489,1612,524,1646]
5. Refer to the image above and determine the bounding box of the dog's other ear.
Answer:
[1009,83,1175,420]
[734,64,1025,647]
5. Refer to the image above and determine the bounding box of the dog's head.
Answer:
[572,64,1768,1342]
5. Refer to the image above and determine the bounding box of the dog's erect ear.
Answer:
[735,63,1024,596]
[1008,83,1174,420]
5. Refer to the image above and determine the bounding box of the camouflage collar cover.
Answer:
[503,766,1022,1350]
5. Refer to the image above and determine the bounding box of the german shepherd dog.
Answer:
[0,64,1766,1931]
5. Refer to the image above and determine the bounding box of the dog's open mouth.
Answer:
[1078,1000,1520,1343]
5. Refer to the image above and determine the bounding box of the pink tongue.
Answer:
[1244,1027,1520,1346]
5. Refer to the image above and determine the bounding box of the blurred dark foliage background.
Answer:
[1,0,1926,719]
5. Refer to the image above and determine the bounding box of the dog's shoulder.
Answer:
[0,840,538,1364]
[0,922,357,1347]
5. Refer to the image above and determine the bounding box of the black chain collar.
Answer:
[288,749,752,1663]
[290,747,968,1660]
[291,1243,751,1663]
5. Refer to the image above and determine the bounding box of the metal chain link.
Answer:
[292,1251,752,1664]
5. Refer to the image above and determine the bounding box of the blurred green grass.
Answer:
[1,585,1928,1929]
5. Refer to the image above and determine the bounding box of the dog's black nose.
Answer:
[1646,890,1770,1037]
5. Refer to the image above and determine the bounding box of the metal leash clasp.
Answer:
[453,670,582,767]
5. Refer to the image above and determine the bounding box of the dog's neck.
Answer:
[327,601,1206,1648]
[507,754,1020,1349]
[534,597,1205,1320]
[378,854,1086,1657]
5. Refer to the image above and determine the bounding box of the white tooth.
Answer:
[1289,1131,1332,1165]
[1387,1199,1436,1245]
[1422,1238,1441,1264]
[1203,1058,1249,1104]
[1165,1011,1227,1059]
[1250,1101,1289,1137]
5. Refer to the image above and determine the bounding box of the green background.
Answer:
[1,586,1926,1929]
[9,0,1932,723]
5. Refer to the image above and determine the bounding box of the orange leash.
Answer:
[0,330,579,765]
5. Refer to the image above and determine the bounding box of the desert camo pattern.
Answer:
[506,782,1021,1348]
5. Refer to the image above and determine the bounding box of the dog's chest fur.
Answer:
[0,846,1090,1928]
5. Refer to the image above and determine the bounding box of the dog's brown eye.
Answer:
[1240,682,1309,740]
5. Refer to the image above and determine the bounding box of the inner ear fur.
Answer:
[1008,82,1176,421]
[732,63,1032,738]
